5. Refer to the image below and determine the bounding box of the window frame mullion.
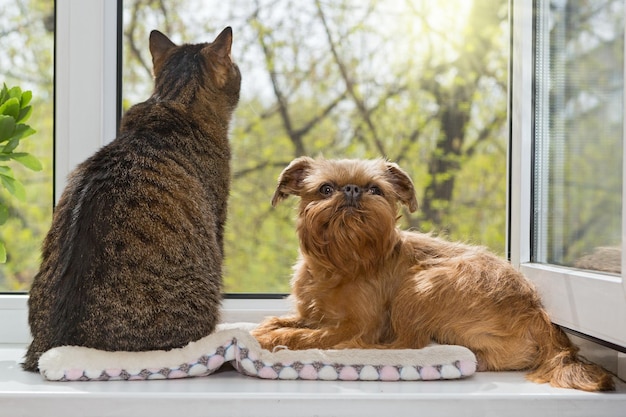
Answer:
[510,0,626,350]
[54,0,118,203]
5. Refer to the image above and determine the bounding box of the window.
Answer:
[121,0,510,294]
[0,0,54,292]
[1,0,513,341]
[0,0,120,343]
[534,0,622,274]
[0,1,510,296]
[510,0,626,349]
[6,0,623,360]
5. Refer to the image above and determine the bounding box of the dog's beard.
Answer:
[297,197,398,274]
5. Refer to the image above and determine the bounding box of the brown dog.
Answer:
[252,157,614,391]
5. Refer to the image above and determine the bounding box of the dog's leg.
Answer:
[390,266,545,368]
[252,315,329,350]
[252,315,385,351]
[390,261,614,391]
[252,317,333,350]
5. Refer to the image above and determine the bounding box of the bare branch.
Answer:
[293,90,348,138]
[125,0,152,78]
[251,12,304,156]
[314,0,387,156]
[233,160,294,180]
[465,110,508,158]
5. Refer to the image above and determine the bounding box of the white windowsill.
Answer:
[2,297,626,416]
[1,343,625,417]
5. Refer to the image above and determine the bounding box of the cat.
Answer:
[23,27,241,372]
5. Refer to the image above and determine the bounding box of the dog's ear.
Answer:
[385,162,418,212]
[272,157,315,207]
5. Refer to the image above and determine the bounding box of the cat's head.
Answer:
[148,27,241,110]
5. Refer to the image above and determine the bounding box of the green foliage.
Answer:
[122,0,510,293]
[0,0,60,290]
[0,84,42,263]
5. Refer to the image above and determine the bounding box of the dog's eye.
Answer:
[368,186,383,196]
[319,184,334,196]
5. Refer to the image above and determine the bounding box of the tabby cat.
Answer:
[23,27,241,372]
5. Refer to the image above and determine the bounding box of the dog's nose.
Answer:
[342,184,362,203]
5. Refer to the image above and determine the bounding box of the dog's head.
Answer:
[272,157,418,270]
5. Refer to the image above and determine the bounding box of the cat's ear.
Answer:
[203,27,234,87]
[211,27,233,59]
[149,30,176,74]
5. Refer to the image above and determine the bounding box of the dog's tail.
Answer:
[526,314,614,391]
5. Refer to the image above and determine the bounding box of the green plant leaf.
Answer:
[10,152,42,171]
[1,124,36,150]
[0,173,26,201]
[14,123,35,139]
[0,165,13,176]
[0,116,16,142]
[0,84,37,267]
[0,204,8,225]
[2,138,20,153]
[0,84,8,103]
[0,97,20,119]
[0,242,6,264]
[17,105,32,124]
[8,86,23,100]
[20,90,32,108]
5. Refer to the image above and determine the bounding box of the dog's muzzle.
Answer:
[342,184,362,206]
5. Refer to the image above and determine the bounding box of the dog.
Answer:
[251,157,615,391]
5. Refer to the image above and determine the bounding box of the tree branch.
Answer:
[293,90,348,138]
[125,0,152,78]
[314,0,386,156]
[233,160,294,180]
[252,11,304,156]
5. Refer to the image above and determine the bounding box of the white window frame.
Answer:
[0,0,121,344]
[2,0,625,353]
[53,0,119,201]
[509,0,626,349]
[0,0,289,344]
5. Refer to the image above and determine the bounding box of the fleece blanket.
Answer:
[38,323,477,382]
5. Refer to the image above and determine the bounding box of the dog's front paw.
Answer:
[256,316,293,331]
[252,316,302,350]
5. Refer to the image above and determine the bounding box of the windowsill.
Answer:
[3,298,626,416]
[2,344,626,417]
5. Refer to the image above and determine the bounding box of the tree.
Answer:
[111,0,511,293]
[0,0,54,291]
[417,0,508,232]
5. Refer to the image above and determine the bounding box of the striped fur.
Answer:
[24,28,240,372]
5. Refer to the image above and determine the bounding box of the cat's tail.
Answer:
[526,314,615,391]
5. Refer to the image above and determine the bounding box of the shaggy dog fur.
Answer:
[252,157,614,392]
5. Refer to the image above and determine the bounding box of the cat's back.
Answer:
[32,111,223,346]
[24,28,240,371]
[76,116,221,245]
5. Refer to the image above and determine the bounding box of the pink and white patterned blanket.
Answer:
[38,323,477,382]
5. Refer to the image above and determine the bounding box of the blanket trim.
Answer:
[38,325,477,382]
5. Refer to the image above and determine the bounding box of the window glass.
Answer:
[534,0,623,273]
[122,0,509,293]
[0,0,54,291]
